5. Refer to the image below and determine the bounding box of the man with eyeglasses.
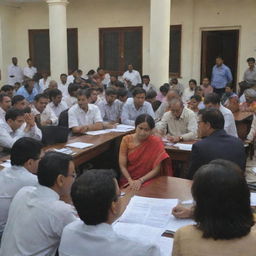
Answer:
[0,152,77,256]
[156,98,198,142]
[59,169,161,256]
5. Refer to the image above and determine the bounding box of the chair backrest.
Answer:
[58,109,69,128]
[41,125,69,146]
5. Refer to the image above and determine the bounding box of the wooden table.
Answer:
[233,111,253,140]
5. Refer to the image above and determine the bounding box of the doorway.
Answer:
[201,29,239,90]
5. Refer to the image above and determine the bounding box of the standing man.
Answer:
[23,58,37,79]
[211,56,232,97]
[122,64,141,86]
[58,73,69,96]
[7,57,23,85]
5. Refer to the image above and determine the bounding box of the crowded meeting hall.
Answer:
[1,0,256,255]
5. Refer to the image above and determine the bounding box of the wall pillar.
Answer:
[149,0,171,88]
[46,0,68,80]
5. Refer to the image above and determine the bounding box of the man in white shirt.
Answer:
[48,88,68,118]
[7,57,23,85]
[0,137,43,241]
[204,93,238,137]
[142,75,156,92]
[39,72,50,91]
[0,108,42,150]
[31,93,58,126]
[58,73,69,96]
[59,169,160,256]
[0,94,11,122]
[122,64,142,86]
[121,88,155,126]
[182,79,197,103]
[23,58,37,79]
[68,89,103,134]
[0,152,77,256]
[156,98,198,142]
[67,69,78,85]
[97,87,122,123]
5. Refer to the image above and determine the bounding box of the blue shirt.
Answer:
[121,99,155,126]
[16,86,38,103]
[211,64,233,89]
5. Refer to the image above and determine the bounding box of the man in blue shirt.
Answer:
[211,56,232,97]
[16,78,38,103]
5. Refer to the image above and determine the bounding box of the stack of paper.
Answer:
[85,124,134,135]
[66,142,93,149]
[174,143,193,151]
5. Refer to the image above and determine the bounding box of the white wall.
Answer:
[0,0,256,88]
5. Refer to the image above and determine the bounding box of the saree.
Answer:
[119,135,173,187]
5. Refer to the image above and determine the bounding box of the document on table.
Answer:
[250,192,256,206]
[174,143,193,151]
[85,124,134,135]
[158,237,173,256]
[165,216,196,233]
[66,142,93,149]
[118,196,178,228]
[86,130,110,135]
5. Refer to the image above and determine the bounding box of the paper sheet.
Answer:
[86,130,110,135]
[119,196,178,228]
[250,192,256,206]
[86,125,134,135]
[66,142,93,149]
[0,160,11,168]
[174,143,193,151]
[165,216,196,233]
[157,237,173,256]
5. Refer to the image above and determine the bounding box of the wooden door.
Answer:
[99,27,142,75]
[201,30,239,90]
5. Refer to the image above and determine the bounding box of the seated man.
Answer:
[187,108,246,179]
[117,88,128,104]
[48,88,68,118]
[68,89,103,134]
[97,87,122,124]
[11,95,28,110]
[0,93,11,122]
[16,78,38,103]
[59,169,160,256]
[156,98,198,142]
[31,93,58,126]
[0,138,42,240]
[0,108,42,149]
[0,152,77,255]
[204,93,238,137]
[0,85,14,98]
[142,75,156,92]
[63,83,80,108]
[145,90,161,112]
[121,88,155,126]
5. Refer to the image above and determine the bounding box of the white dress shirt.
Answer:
[68,103,103,128]
[0,185,77,256]
[247,114,256,141]
[121,100,155,126]
[0,121,42,149]
[7,64,23,85]
[63,95,77,108]
[59,220,161,256]
[31,105,58,126]
[48,101,68,118]
[122,70,142,86]
[156,107,198,140]
[39,78,50,91]
[0,107,6,122]
[0,166,38,234]
[219,104,238,137]
[143,83,156,92]
[182,88,195,103]
[97,99,122,122]
[66,75,75,85]
[23,66,37,79]
[58,82,69,97]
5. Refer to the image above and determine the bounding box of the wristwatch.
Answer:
[179,136,183,142]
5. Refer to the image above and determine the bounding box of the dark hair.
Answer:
[199,108,224,130]
[192,159,254,239]
[190,95,201,102]
[142,75,150,80]
[189,79,197,85]
[135,114,155,129]
[27,58,32,62]
[216,55,223,60]
[71,169,116,225]
[247,57,255,63]
[97,67,104,72]
[34,93,48,102]
[0,93,10,103]
[1,85,13,92]
[160,83,170,94]
[5,108,24,121]
[48,88,62,101]
[146,90,157,100]
[68,83,80,96]
[12,95,25,106]
[105,87,117,96]
[60,73,67,77]
[37,152,73,187]
[225,83,233,89]
[195,86,203,93]
[77,88,96,98]
[11,137,43,166]
[24,79,34,89]
[87,69,96,76]
[117,88,128,98]
[204,93,220,105]
[132,87,146,97]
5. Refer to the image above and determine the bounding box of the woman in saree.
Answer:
[119,114,172,191]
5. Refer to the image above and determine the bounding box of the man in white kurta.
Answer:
[7,57,23,85]
[23,58,37,79]
[122,64,141,86]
